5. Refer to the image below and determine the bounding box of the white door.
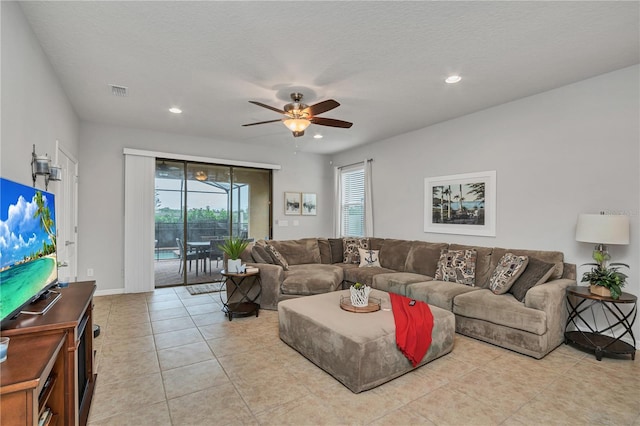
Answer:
[56,142,78,283]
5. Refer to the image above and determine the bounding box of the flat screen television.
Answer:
[0,177,58,326]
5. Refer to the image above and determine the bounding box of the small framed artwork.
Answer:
[424,170,496,236]
[284,192,301,215]
[302,193,317,216]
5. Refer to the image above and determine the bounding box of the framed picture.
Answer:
[302,193,317,216]
[424,171,496,236]
[284,192,301,215]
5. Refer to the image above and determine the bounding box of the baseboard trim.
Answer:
[94,288,125,297]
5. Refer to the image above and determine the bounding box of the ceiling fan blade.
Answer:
[248,101,285,114]
[310,117,353,128]
[305,99,340,116]
[242,119,282,127]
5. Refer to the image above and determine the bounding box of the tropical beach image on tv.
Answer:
[0,178,58,324]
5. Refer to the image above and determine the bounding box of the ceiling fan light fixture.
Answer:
[445,75,462,84]
[169,107,182,114]
[195,170,208,181]
[283,118,311,132]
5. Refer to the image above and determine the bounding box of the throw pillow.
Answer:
[489,253,529,295]
[358,248,381,267]
[251,245,273,264]
[328,238,344,263]
[434,249,477,286]
[509,257,555,302]
[343,237,369,264]
[265,243,289,271]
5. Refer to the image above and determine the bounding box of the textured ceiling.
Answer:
[19,1,640,154]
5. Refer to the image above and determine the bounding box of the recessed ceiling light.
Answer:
[169,107,182,114]
[313,134,323,139]
[445,75,462,84]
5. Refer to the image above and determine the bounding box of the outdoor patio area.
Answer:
[154,258,224,288]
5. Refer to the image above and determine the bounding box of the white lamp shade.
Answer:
[575,214,629,245]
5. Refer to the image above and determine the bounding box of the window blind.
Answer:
[340,166,365,237]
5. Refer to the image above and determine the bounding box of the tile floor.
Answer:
[88,286,640,425]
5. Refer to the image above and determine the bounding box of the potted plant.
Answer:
[350,282,372,307]
[219,237,249,273]
[581,251,629,299]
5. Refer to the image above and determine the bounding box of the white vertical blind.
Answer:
[364,159,374,237]
[340,165,365,237]
[124,154,156,293]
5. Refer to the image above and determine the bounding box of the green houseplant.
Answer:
[219,237,249,273]
[581,251,629,299]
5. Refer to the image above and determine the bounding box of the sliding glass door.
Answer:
[154,160,271,287]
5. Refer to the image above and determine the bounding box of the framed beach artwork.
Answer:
[424,171,496,236]
[284,192,301,215]
[302,193,317,216]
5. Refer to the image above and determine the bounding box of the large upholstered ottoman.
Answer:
[278,289,455,393]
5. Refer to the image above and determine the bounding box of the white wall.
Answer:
[333,65,640,344]
[77,122,333,291]
[1,1,79,184]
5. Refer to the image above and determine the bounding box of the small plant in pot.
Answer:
[350,282,372,307]
[581,251,629,299]
[219,237,249,273]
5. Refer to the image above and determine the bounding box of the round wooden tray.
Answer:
[340,296,381,313]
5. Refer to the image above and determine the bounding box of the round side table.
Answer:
[220,270,262,321]
[564,285,637,361]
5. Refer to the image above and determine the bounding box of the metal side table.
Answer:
[220,270,261,321]
[564,285,637,361]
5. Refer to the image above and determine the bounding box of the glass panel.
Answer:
[231,168,271,241]
[185,164,230,284]
[154,160,186,287]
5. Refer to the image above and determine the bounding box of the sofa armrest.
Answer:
[246,262,284,310]
[525,278,576,345]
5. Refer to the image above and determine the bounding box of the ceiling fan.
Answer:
[242,92,353,137]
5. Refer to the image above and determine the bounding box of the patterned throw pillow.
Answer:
[266,244,289,271]
[509,257,555,302]
[343,237,369,264]
[489,253,529,295]
[358,248,381,267]
[251,245,273,264]
[434,249,477,286]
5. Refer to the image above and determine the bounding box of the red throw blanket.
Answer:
[389,293,434,367]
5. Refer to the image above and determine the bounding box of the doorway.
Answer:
[55,142,79,283]
[154,159,272,287]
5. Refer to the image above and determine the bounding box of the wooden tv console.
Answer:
[1,281,97,426]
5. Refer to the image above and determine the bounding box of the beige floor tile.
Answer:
[151,316,195,334]
[89,373,165,422]
[97,349,160,384]
[185,302,220,316]
[154,327,204,350]
[167,383,256,425]
[146,293,180,303]
[190,312,223,327]
[206,334,264,357]
[88,401,172,426]
[179,294,217,306]
[103,321,153,340]
[256,394,345,425]
[147,299,185,311]
[162,359,230,399]
[149,306,190,321]
[100,335,156,356]
[233,372,312,415]
[369,407,436,426]
[157,341,215,371]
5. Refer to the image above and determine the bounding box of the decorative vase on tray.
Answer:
[350,283,371,307]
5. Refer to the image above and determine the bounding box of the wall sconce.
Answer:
[31,144,62,190]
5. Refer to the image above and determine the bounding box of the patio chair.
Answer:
[208,238,224,273]
[175,237,198,275]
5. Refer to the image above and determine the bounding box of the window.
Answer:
[340,165,365,237]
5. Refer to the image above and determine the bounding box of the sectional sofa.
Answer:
[238,237,577,359]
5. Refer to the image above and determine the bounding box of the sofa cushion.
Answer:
[490,247,564,281]
[280,264,344,295]
[369,237,386,251]
[404,241,449,277]
[453,289,547,335]
[378,239,414,272]
[509,257,555,302]
[358,248,381,267]
[266,244,289,270]
[270,238,322,265]
[372,273,433,296]
[343,237,369,264]
[251,245,273,264]
[449,244,493,288]
[344,266,395,287]
[328,238,344,263]
[406,280,480,311]
[434,249,477,286]
[317,238,332,264]
[489,253,529,295]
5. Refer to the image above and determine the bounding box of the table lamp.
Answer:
[575,213,629,267]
